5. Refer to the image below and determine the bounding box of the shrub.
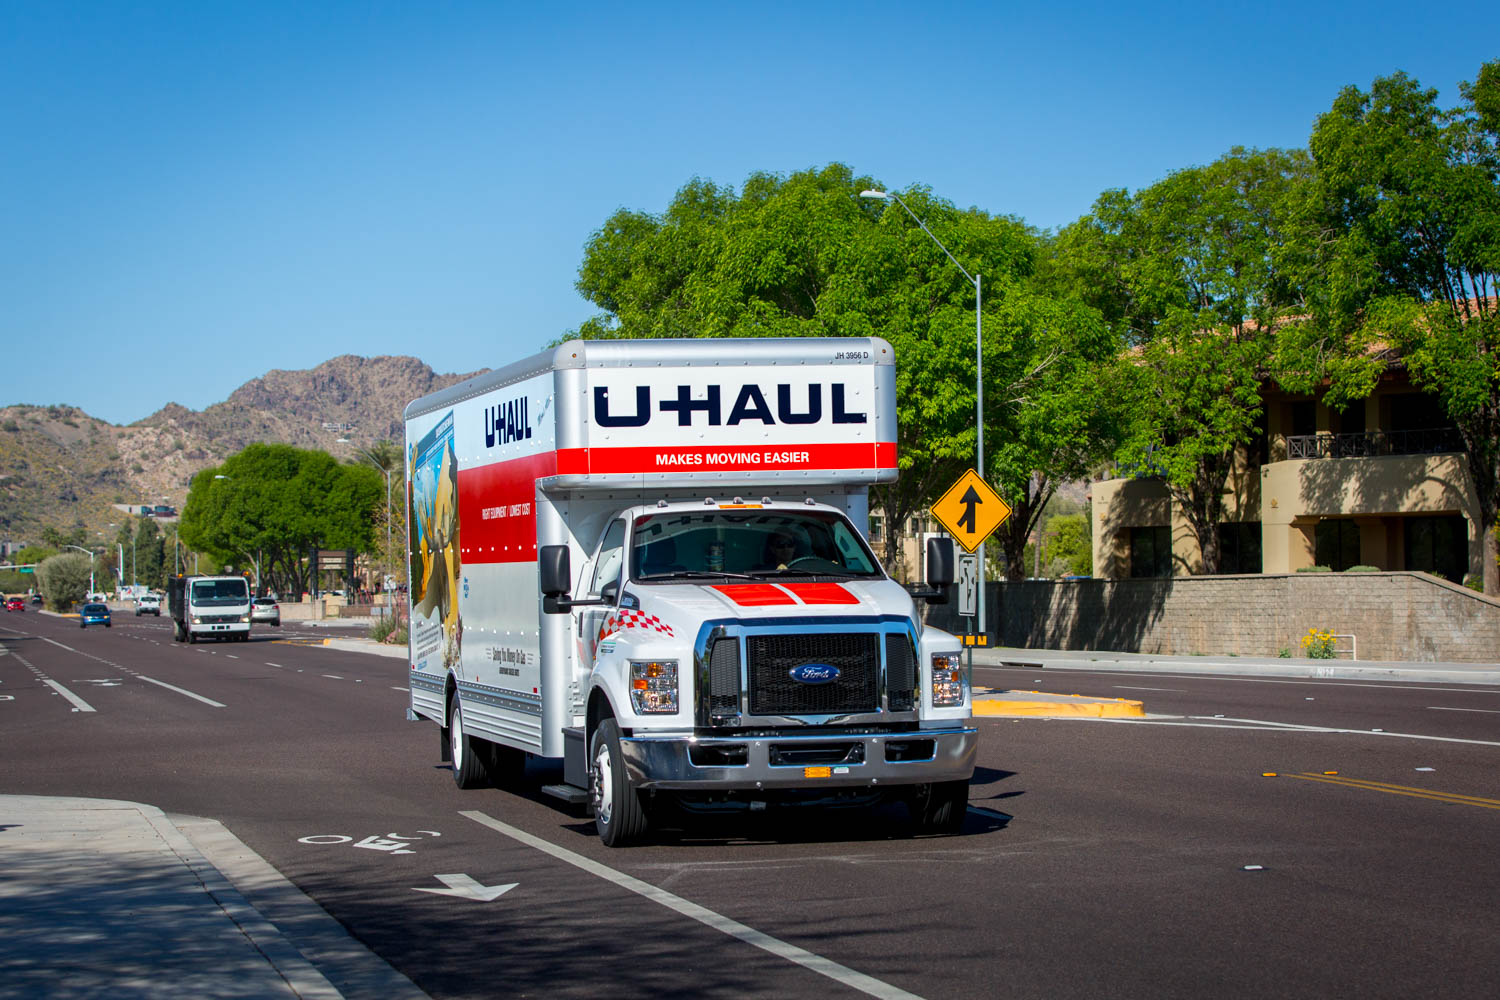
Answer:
[1296,565,1332,573]
[369,615,408,646]
[1299,628,1337,659]
[1345,565,1379,572]
[1464,574,1483,592]
[1277,648,1292,658]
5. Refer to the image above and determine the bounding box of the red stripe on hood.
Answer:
[781,583,859,605]
[711,584,796,607]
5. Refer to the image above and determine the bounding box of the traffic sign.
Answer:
[930,469,1011,553]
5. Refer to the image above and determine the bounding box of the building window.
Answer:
[1404,516,1467,584]
[1129,526,1172,578]
[1315,519,1361,571]
[1216,523,1262,574]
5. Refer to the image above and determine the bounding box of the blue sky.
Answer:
[4,1,1497,426]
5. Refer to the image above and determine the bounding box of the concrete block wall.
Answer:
[928,572,1500,663]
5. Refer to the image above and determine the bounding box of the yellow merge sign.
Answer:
[930,469,1011,553]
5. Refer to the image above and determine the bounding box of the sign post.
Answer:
[930,469,1011,650]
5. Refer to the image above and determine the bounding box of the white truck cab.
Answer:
[404,337,975,845]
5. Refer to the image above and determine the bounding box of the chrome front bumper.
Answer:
[619,726,977,791]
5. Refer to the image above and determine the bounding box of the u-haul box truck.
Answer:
[404,337,975,846]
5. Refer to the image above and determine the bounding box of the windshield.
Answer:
[190,579,249,607]
[630,509,883,581]
[83,604,108,614]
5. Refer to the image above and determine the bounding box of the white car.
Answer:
[136,595,161,616]
[250,597,280,626]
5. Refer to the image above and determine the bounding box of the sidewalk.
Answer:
[0,796,428,1000]
[970,645,1500,686]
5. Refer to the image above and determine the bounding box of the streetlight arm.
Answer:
[861,189,978,287]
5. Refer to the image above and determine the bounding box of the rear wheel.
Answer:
[485,742,528,790]
[590,718,648,847]
[448,693,489,789]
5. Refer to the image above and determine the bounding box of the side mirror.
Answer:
[540,544,606,614]
[909,536,955,604]
[925,537,955,588]
[540,545,571,597]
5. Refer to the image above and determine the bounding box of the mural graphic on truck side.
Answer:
[409,410,462,670]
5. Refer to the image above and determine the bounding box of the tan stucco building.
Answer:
[1092,369,1482,583]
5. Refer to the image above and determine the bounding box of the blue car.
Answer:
[79,603,111,629]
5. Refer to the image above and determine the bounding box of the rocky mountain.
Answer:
[0,356,485,546]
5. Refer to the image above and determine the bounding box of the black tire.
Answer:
[448,692,489,789]
[911,780,969,835]
[482,741,528,790]
[187,629,197,644]
[590,718,649,847]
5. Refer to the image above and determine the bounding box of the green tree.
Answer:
[1059,147,1316,573]
[344,439,405,589]
[575,163,1110,578]
[132,518,165,591]
[36,552,90,610]
[179,443,382,598]
[0,545,55,593]
[1295,65,1500,594]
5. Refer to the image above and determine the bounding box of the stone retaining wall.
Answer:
[928,572,1500,663]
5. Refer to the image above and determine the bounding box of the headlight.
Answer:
[630,659,678,714]
[931,653,967,706]
[191,616,202,624]
[240,614,251,623]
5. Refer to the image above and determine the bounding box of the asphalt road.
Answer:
[2,610,1498,999]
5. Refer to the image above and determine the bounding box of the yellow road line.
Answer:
[1286,772,1500,811]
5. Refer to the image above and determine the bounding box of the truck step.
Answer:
[540,783,590,806]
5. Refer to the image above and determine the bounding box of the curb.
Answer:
[972,689,1145,718]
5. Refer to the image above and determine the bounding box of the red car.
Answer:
[5,597,25,611]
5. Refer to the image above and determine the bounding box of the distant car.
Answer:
[250,597,280,626]
[136,595,161,616]
[30,594,42,604]
[79,603,111,628]
[5,597,24,611]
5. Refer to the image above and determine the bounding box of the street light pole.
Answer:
[861,188,986,642]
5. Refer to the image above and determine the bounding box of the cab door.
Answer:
[577,517,626,676]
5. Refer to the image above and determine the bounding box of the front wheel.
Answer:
[910,780,969,835]
[590,718,648,847]
[448,693,489,789]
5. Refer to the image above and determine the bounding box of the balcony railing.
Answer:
[1285,428,1464,460]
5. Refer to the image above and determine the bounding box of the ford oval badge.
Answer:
[789,662,840,685]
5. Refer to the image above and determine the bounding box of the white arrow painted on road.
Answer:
[413,874,518,902]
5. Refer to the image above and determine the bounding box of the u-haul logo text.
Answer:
[483,397,532,448]
[593,383,866,428]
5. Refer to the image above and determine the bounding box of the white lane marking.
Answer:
[226,655,239,660]
[461,810,925,1000]
[1113,685,1185,692]
[137,675,226,708]
[413,874,517,901]
[1427,706,1500,714]
[266,663,283,668]
[42,638,77,653]
[1081,714,1500,748]
[43,678,96,712]
[322,674,343,680]
[392,686,409,692]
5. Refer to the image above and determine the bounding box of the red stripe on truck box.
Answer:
[456,453,556,564]
[556,442,896,475]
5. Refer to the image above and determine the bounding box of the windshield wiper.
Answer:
[640,570,762,582]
